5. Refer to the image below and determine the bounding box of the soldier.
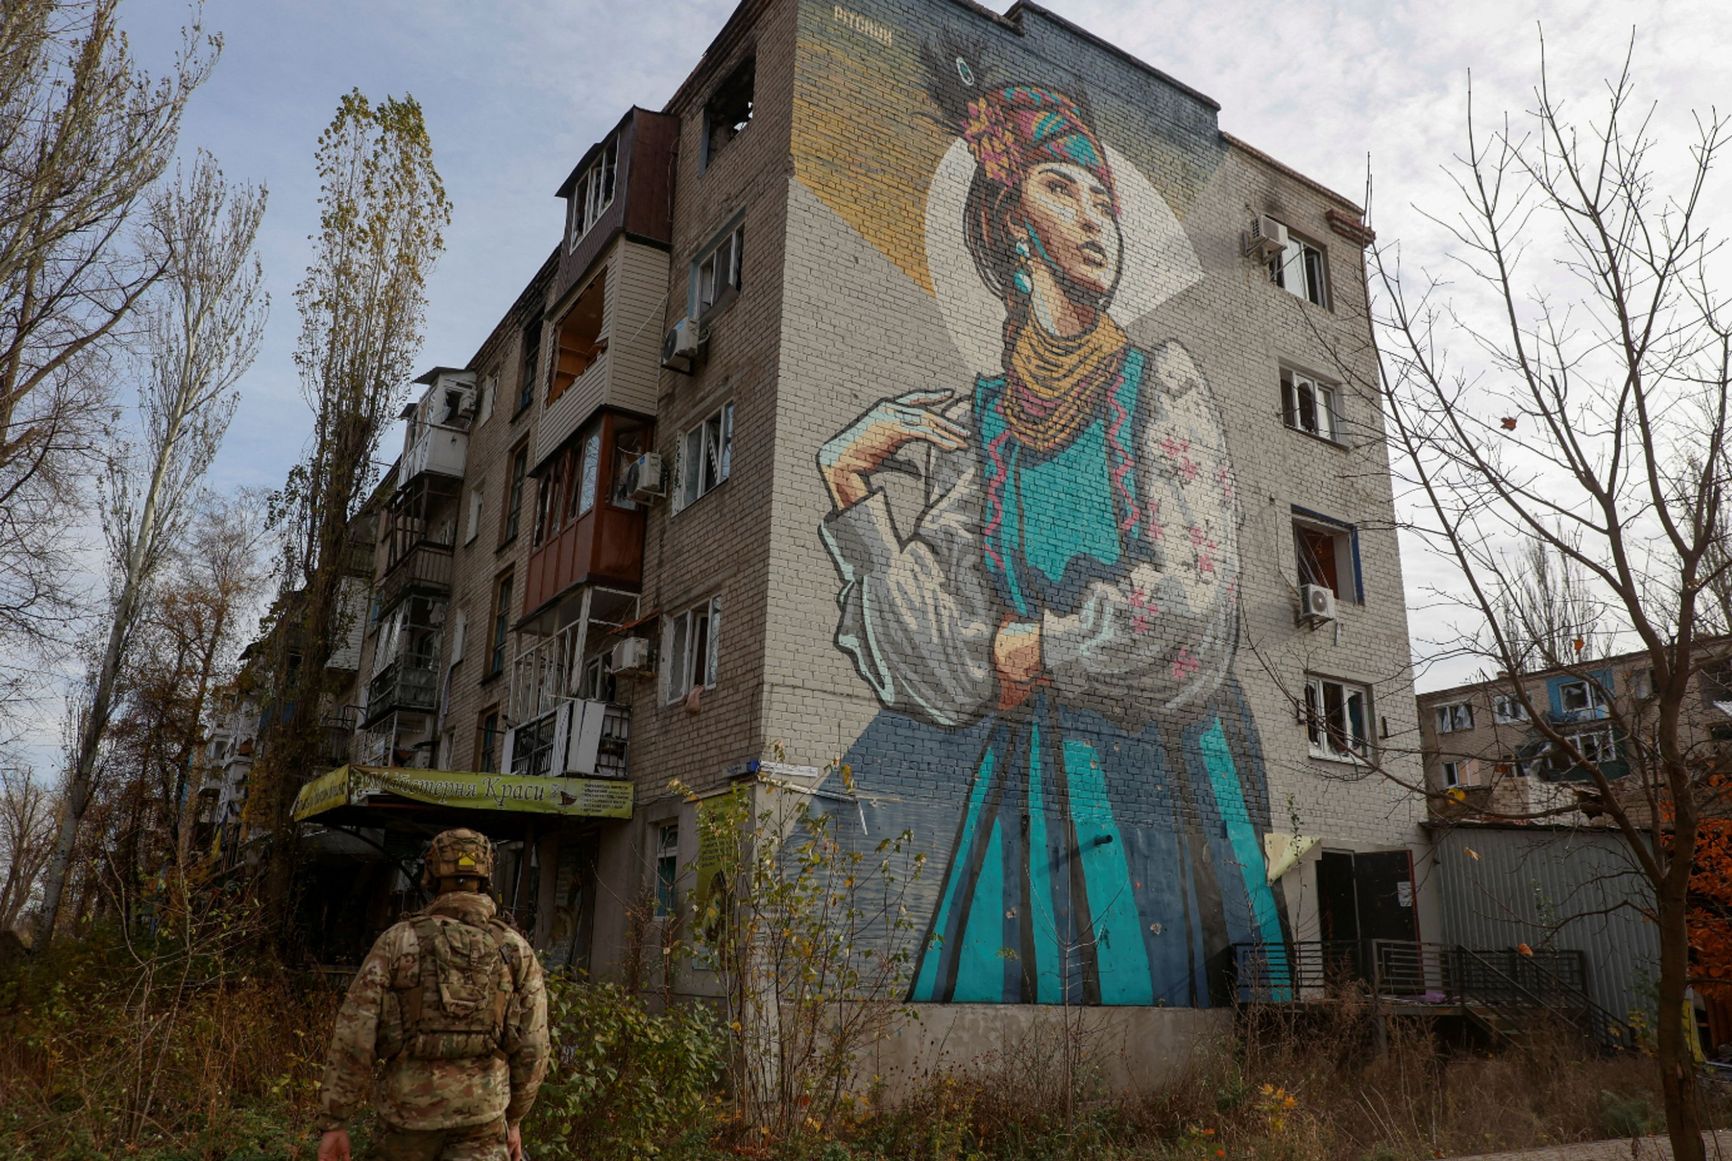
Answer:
[316,828,550,1161]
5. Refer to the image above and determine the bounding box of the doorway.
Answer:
[1315,848,1420,991]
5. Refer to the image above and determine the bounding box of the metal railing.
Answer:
[1231,939,1636,1052]
[364,654,439,723]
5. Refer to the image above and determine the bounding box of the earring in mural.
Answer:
[1012,239,1033,296]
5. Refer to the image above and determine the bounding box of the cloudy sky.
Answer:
[48,0,1725,761]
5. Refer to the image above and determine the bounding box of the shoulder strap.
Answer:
[484,920,520,1035]
[403,915,444,1032]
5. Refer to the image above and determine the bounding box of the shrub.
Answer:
[524,973,725,1160]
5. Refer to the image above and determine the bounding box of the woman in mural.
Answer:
[816,60,1284,1006]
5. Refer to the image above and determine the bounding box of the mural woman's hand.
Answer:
[819,389,967,509]
[994,616,1043,710]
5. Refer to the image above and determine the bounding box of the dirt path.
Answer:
[1448,1131,1732,1159]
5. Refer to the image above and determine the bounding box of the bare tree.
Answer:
[1494,528,1607,669]
[0,761,58,932]
[1368,37,1730,1159]
[249,90,450,923]
[0,1,216,714]
[36,156,266,941]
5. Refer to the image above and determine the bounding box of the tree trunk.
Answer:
[1656,875,1706,1161]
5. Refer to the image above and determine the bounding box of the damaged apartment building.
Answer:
[239,0,1442,1045]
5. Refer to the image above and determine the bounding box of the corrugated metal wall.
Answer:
[1433,825,1658,1022]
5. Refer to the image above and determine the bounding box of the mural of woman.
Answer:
[816,58,1286,1005]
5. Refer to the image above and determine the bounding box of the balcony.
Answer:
[377,537,454,612]
[402,421,467,483]
[508,702,630,778]
[364,654,439,725]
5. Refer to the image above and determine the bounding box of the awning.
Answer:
[291,764,634,823]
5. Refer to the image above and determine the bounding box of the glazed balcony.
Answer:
[402,421,468,484]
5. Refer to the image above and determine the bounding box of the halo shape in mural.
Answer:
[924,138,1204,377]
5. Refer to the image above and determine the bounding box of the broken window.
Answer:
[1280,368,1338,441]
[1270,230,1328,307]
[549,271,607,404]
[1305,674,1372,761]
[703,57,754,165]
[568,136,618,246]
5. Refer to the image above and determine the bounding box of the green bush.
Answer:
[1598,1088,1660,1138]
[524,974,725,1160]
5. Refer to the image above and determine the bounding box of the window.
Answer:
[501,445,528,544]
[1304,674,1372,761]
[549,272,607,404]
[654,822,680,917]
[1441,760,1463,788]
[476,708,500,772]
[1270,230,1328,307]
[1549,728,1616,774]
[693,224,744,317]
[510,712,556,776]
[517,320,542,415]
[579,654,616,704]
[702,57,754,166]
[488,571,514,678]
[465,486,483,544]
[1280,368,1338,441]
[478,373,496,425]
[664,596,722,704]
[1491,693,1529,724]
[1558,678,1605,715]
[676,401,733,510]
[567,137,617,247]
[1494,754,1534,779]
[1434,702,1474,734]
[577,428,601,516]
[1292,509,1358,601]
[532,454,565,546]
[1701,662,1732,709]
[610,423,648,510]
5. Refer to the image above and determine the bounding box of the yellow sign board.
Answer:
[291,765,634,822]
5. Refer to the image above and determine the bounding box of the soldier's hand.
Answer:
[506,1121,523,1161]
[318,1128,352,1161]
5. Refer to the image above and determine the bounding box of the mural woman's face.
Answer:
[1016,161,1122,301]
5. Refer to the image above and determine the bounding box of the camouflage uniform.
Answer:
[318,864,549,1160]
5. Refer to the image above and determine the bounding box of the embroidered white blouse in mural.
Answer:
[820,339,1241,733]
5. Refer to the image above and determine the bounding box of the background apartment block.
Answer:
[277,0,1432,1015]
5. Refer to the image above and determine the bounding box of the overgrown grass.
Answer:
[3,932,1727,1161]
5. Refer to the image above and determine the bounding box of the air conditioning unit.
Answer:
[622,452,666,502]
[1300,583,1337,625]
[660,318,705,369]
[1247,214,1289,260]
[610,636,652,675]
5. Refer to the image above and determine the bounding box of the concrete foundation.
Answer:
[861,1003,1232,1102]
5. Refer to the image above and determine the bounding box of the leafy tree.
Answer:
[0,0,215,722]
[35,155,265,942]
[249,90,450,923]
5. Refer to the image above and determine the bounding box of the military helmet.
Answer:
[420,828,494,891]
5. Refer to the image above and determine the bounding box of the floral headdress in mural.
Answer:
[957,81,1118,213]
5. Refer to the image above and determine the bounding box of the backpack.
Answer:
[397,914,520,1061]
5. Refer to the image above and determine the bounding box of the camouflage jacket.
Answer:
[317,891,549,1131]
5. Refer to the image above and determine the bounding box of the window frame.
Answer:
[487,570,514,680]
[1279,366,1340,442]
[701,56,755,168]
[516,320,542,418]
[654,821,680,917]
[1558,678,1606,715]
[567,136,618,249]
[1303,673,1373,763]
[476,707,501,772]
[663,595,722,705]
[1491,693,1530,724]
[1441,760,1462,788]
[1269,229,1329,308]
[674,400,734,512]
[501,445,529,546]
[1290,507,1361,603]
[1433,702,1475,734]
[691,222,744,320]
